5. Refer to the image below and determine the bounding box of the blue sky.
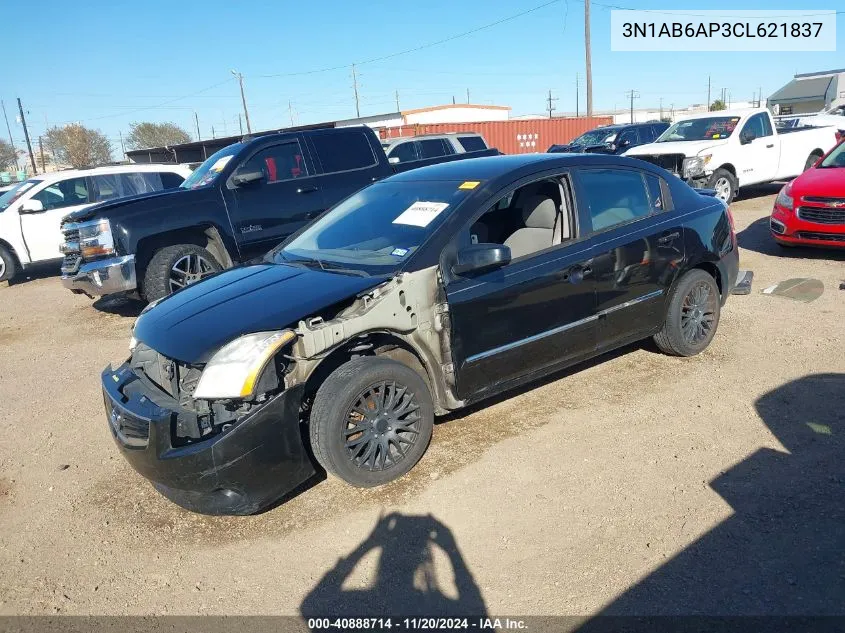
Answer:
[3,0,843,154]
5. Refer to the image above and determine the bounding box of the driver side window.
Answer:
[742,113,772,140]
[31,177,89,210]
[461,176,574,261]
[241,141,308,183]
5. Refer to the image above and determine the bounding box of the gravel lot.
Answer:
[1,185,843,618]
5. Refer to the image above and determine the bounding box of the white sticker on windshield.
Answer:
[210,155,232,172]
[392,201,449,228]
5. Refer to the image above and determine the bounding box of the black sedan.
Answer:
[104,153,740,515]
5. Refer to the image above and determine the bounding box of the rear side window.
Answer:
[159,172,186,189]
[578,168,652,232]
[457,136,487,152]
[311,129,377,173]
[645,174,665,211]
[418,138,452,159]
[242,141,308,183]
[120,172,163,197]
[388,141,419,162]
[91,174,121,202]
[639,126,656,143]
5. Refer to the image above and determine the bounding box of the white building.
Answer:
[335,104,511,129]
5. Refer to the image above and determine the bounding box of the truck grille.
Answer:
[796,231,845,243]
[61,222,82,274]
[797,206,845,225]
[632,153,685,175]
[104,394,150,447]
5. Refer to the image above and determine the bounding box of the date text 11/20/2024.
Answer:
[307,618,527,630]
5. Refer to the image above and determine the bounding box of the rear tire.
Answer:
[804,151,823,172]
[141,244,221,302]
[0,244,17,283]
[706,168,737,203]
[309,356,434,488]
[654,269,721,357]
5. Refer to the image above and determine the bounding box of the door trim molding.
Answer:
[465,288,664,364]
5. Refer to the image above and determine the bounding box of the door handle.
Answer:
[658,231,680,245]
[766,144,774,148]
[296,186,318,194]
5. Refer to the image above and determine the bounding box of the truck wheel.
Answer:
[706,169,737,203]
[141,244,221,302]
[653,269,721,357]
[0,244,17,283]
[309,356,434,488]
[804,151,823,172]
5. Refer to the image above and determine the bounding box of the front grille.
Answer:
[131,343,178,397]
[803,196,845,205]
[61,223,82,273]
[633,153,684,175]
[797,206,845,225]
[796,231,845,243]
[104,394,150,447]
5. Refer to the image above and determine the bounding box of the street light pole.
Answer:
[231,70,252,134]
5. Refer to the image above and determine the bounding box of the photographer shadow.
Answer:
[300,513,487,618]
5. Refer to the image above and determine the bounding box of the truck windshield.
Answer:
[572,129,617,146]
[180,144,243,189]
[275,180,471,275]
[0,180,40,211]
[819,142,845,168]
[657,116,740,142]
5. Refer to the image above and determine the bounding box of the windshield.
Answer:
[572,129,618,146]
[819,142,845,168]
[275,180,472,275]
[657,116,739,142]
[180,143,243,189]
[0,180,40,211]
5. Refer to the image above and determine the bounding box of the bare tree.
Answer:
[126,122,192,150]
[0,139,16,170]
[45,124,112,168]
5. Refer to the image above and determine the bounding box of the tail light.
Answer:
[726,206,736,233]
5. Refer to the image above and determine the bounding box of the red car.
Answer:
[770,139,845,248]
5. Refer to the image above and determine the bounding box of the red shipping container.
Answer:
[378,117,613,154]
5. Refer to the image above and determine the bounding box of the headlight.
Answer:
[77,218,115,259]
[193,330,297,400]
[776,184,794,211]
[682,154,712,178]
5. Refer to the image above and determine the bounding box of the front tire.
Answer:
[0,244,17,283]
[654,269,721,357]
[141,244,221,302]
[309,356,434,487]
[706,168,737,203]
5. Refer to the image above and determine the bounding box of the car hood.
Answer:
[62,187,194,223]
[133,264,388,363]
[792,166,845,197]
[625,139,728,157]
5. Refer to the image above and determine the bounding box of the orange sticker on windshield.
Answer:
[459,181,480,190]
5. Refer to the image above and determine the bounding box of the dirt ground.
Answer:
[1,185,844,618]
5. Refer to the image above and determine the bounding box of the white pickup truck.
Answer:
[624,107,839,201]
[0,164,191,283]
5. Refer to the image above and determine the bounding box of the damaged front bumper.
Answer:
[62,255,137,296]
[102,363,316,515]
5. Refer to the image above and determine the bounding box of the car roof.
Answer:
[386,153,641,183]
[30,163,190,184]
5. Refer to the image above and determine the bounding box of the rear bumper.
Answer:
[102,363,316,515]
[62,255,137,296]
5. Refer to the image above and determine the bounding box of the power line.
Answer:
[546,90,559,118]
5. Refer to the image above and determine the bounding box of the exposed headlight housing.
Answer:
[682,154,712,178]
[77,218,115,259]
[776,183,794,211]
[193,330,297,400]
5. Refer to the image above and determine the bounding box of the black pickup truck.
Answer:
[60,126,497,302]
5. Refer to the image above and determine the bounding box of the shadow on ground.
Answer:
[579,373,845,620]
[737,217,845,261]
[300,513,487,617]
[6,261,60,286]
[733,182,783,203]
[92,294,146,317]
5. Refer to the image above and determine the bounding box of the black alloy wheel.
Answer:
[653,268,721,357]
[680,280,718,346]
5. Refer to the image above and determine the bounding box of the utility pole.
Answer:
[707,75,711,111]
[584,0,593,116]
[625,89,640,123]
[211,126,215,140]
[546,90,558,119]
[17,98,36,175]
[238,113,243,135]
[288,101,295,127]
[758,85,762,107]
[230,70,252,134]
[38,136,45,172]
[118,131,126,160]
[576,73,580,117]
[395,90,400,111]
[659,97,663,120]
[466,88,470,104]
[194,112,201,141]
[1,100,17,170]
[351,64,361,118]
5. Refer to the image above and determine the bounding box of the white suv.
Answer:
[0,163,192,283]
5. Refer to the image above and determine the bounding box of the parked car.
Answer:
[381,133,490,164]
[624,108,839,202]
[61,126,498,302]
[770,139,845,248]
[548,121,669,155]
[103,153,742,515]
[775,105,845,136]
[0,164,191,283]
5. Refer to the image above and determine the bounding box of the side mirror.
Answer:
[452,243,511,276]
[231,168,264,187]
[388,156,400,164]
[740,131,755,145]
[19,199,45,214]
